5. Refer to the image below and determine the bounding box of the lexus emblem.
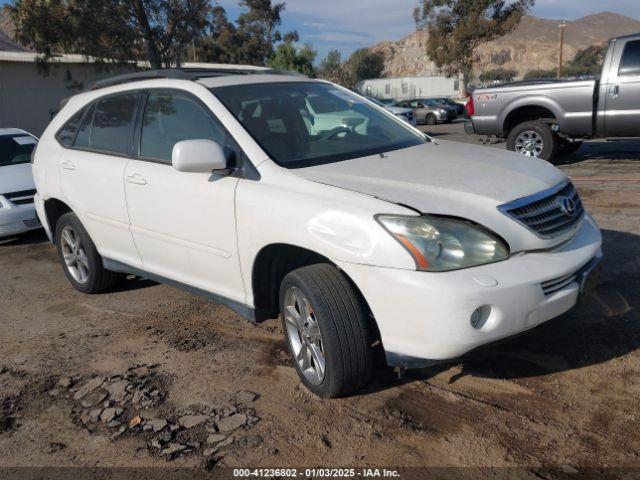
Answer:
[557,196,577,216]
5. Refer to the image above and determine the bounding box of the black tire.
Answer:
[55,212,122,293]
[279,264,374,398]
[425,113,437,125]
[506,120,557,161]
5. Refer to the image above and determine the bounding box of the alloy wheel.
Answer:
[514,130,544,157]
[283,286,326,385]
[60,225,90,284]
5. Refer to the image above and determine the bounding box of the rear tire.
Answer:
[506,120,557,161]
[55,212,122,293]
[426,113,437,126]
[279,264,374,398]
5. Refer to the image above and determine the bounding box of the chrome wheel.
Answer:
[514,130,544,157]
[283,286,326,385]
[60,226,89,284]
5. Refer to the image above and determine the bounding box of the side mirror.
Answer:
[172,139,228,174]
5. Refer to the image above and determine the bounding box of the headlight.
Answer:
[376,215,509,272]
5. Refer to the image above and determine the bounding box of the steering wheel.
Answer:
[320,125,351,141]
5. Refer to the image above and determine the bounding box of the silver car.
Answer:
[396,99,457,125]
[365,96,417,126]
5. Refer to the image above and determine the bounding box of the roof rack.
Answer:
[88,67,306,91]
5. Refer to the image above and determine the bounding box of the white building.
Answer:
[358,75,462,102]
[0,51,136,136]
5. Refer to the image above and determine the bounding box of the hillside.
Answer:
[0,7,25,52]
[370,11,640,79]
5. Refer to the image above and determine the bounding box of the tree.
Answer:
[342,48,385,89]
[197,5,240,64]
[318,49,343,83]
[268,41,316,76]
[479,68,517,83]
[233,0,294,65]
[11,0,211,70]
[565,44,607,77]
[523,68,556,80]
[413,0,534,94]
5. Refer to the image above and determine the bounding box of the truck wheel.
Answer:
[55,212,122,293]
[426,113,437,125]
[507,121,557,161]
[279,264,374,398]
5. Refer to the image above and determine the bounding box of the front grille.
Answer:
[5,189,36,206]
[499,181,584,239]
[541,271,578,296]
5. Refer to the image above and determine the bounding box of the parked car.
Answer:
[396,98,457,125]
[466,33,640,162]
[0,128,41,240]
[430,97,466,116]
[33,68,602,398]
[365,96,417,126]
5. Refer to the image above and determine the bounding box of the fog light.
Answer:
[470,305,491,329]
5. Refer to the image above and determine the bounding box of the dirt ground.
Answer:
[1,123,639,474]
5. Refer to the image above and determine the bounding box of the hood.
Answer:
[292,140,568,251]
[385,106,412,115]
[0,163,35,195]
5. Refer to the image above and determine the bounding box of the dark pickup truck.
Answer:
[465,33,640,162]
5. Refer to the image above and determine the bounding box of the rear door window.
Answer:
[74,104,95,150]
[91,93,139,155]
[619,40,640,76]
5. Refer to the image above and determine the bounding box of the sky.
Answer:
[217,0,640,60]
[2,0,639,60]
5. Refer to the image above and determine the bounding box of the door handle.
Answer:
[125,174,147,185]
[61,160,75,170]
[609,85,619,97]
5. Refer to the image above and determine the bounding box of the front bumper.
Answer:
[396,113,417,127]
[338,214,602,367]
[0,196,41,238]
[435,110,456,122]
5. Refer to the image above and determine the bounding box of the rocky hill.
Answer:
[370,11,640,79]
[0,7,25,52]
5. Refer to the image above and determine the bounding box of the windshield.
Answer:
[0,134,37,167]
[213,82,427,168]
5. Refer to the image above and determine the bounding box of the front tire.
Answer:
[55,212,121,293]
[425,113,437,126]
[506,120,557,161]
[279,264,374,398]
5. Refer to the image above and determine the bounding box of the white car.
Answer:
[0,128,41,240]
[365,96,417,126]
[32,68,602,398]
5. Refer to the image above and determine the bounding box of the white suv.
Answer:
[33,67,602,398]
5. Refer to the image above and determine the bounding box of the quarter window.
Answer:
[56,108,86,147]
[619,40,640,76]
[140,90,226,163]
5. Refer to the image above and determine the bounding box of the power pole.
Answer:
[557,20,567,79]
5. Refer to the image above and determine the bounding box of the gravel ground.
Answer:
[1,122,639,472]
